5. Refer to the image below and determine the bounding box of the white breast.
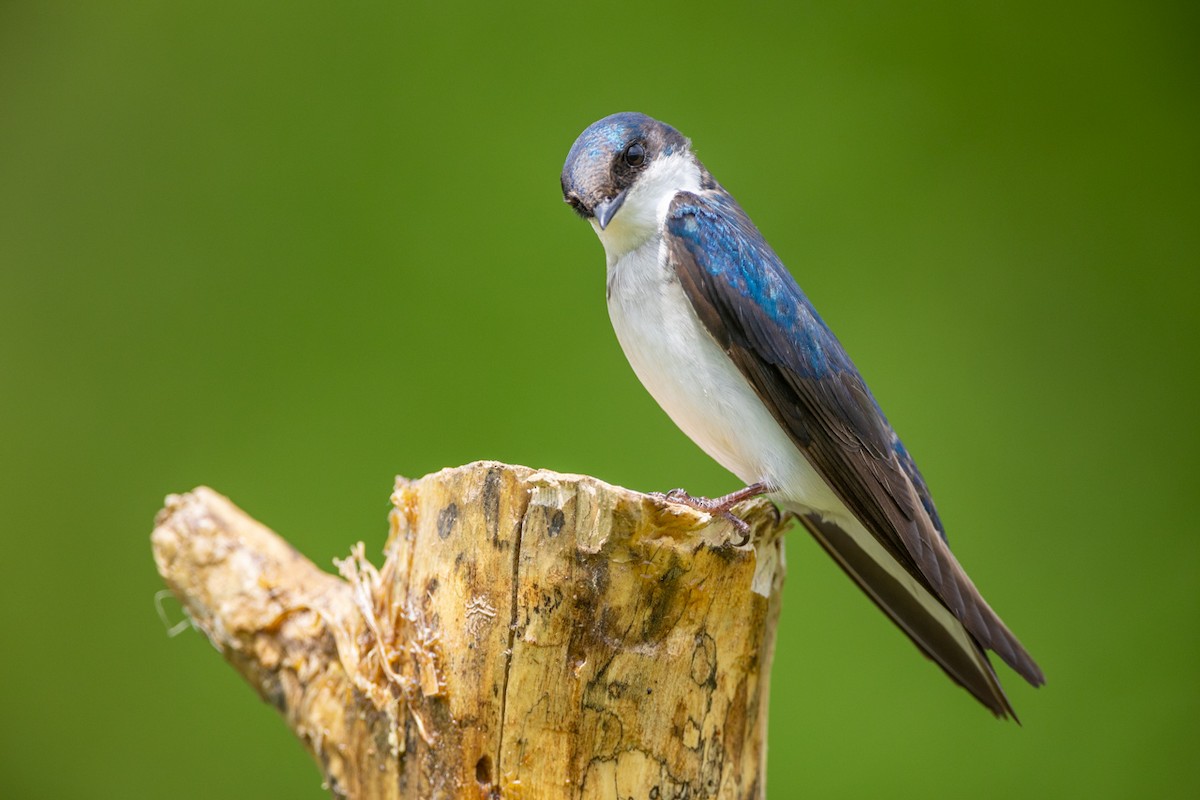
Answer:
[590,150,845,517]
[604,235,844,518]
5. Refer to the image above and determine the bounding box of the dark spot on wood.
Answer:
[641,560,685,642]
[436,503,458,540]
[483,467,501,543]
[548,508,565,538]
[426,577,439,595]
[710,540,739,562]
[475,754,493,788]
[566,553,612,670]
[539,586,564,613]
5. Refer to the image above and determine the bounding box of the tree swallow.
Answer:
[561,112,1044,719]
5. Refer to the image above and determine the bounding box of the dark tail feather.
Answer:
[796,511,1020,720]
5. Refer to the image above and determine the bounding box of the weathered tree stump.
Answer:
[151,461,789,799]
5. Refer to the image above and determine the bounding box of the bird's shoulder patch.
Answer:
[664,191,842,381]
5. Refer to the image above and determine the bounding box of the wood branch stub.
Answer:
[151,462,790,799]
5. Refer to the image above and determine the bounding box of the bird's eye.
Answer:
[623,142,646,168]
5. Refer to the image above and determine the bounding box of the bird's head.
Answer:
[561,112,704,258]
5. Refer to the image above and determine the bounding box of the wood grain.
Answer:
[151,462,789,799]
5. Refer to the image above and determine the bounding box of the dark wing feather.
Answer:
[665,191,1045,699]
[797,511,1016,719]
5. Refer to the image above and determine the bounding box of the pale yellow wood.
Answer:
[151,461,789,799]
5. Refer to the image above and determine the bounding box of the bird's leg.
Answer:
[651,482,772,546]
[662,482,771,512]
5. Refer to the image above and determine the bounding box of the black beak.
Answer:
[594,190,628,230]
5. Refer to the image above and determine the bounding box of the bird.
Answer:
[560,112,1044,719]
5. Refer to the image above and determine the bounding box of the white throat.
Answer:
[593,150,703,263]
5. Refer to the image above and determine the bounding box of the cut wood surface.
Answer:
[151,461,790,799]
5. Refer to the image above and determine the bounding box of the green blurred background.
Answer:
[2,1,1196,797]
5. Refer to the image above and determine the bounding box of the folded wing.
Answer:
[665,190,1044,717]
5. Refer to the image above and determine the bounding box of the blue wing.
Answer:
[665,190,1043,714]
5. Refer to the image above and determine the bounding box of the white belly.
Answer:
[606,237,844,517]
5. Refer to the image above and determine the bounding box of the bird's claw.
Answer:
[650,483,770,547]
[721,511,752,547]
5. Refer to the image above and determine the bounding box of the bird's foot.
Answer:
[651,483,771,546]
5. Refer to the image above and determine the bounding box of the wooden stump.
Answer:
[151,461,789,799]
